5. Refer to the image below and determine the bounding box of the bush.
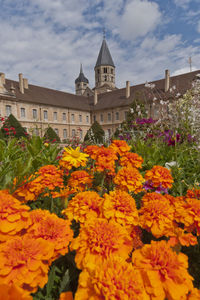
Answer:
[1,114,28,139]
[44,126,60,143]
[84,121,104,144]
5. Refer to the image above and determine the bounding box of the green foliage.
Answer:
[84,120,104,144]
[1,114,28,138]
[44,126,61,143]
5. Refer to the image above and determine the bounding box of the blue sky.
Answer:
[0,0,200,93]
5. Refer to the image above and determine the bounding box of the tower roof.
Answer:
[95,39,115,68]
[75,64,89,84]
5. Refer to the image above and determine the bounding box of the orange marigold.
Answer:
[95,146,118,175]
[27,209,73,261]
[0,190,31,242]
[187,288,200,299]
[132,240,194,300]
[71,218,132,269]
[186,188,200,200]
[145,165,174,189]
[139,192,175,238]
[68,170,93,192]
[62,191,103,223]
[0,283,32,300]
[174,197,200,235]
[109,139,130,156]
[75,257,150,300]
[168,227,197,247]
[84,145,100,160]
[114,166,144,193]
[59,147,88,170]
[119,152,143,169]
[59,291,73,300]
[102,190,139,227]
[0,235,53,293]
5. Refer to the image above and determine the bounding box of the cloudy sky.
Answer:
[0,0,200,93]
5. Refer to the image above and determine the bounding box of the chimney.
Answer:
[126,81,130,98]
[10,83,15,94]
[23,78,29,89]
[94,89,98,105]
[19,73,24,94]
[0,73,5,84]
[165,69,170,92]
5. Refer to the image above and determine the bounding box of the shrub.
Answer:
[44,126,60,143]
[84,121,104,144]
[1,114,28,139]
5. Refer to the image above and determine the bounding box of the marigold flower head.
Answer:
[114,166,144,193]
[59,291,73,300]
[132,240,194,300]
[0,283,32,300]
[0,190,31,242]
[139,192,175,238]
[186,188,200,200]
[71,218,132,269]
[75,257,150,300]
[109,139,130,156]
[145,165,174,189]
[84,145,100,160]
[27,209,73,261]
[168,227,197,248]
[59,147,88,170]
[95,146,118,175]
[102,190,139,227]
[62,191,103,223]
[68,170,93,192]
[187,288,200,299]
[0,235,53,293]
[119,152,143,168]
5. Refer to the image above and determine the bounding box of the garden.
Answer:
[1,78,200,299]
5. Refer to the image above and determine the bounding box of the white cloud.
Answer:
[197,20,200,33]
[174,0,192,9]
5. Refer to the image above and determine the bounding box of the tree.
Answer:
[1,114,28,139]
[44,126,60,143]
[84,121,104,144]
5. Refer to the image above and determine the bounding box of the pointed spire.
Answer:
[80,63,83,74]
[95,38,115,68]
[75,64,89,84]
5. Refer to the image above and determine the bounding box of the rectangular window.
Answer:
[44,110,48,120]
[62,113,66,121]
[124,111,128,120]
[20,108,25,118]
[54,128,59,136]
[104,67,107,73]
[115,112,119,120]
[6,105,11,116]
[108,129,111,138]
[100,114,103,122]
[108,113,111,122]
[79,130,83,139]
[33,128,39,136]
[53,112,57,121]
[86,115,89,123]
[63,129,67,139]
[32,109,37,119]
[71,114,74,123]
[72,129,76,137]
[93,115,96,122]
[79,114,82,122]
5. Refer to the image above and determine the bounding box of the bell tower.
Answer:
[75,64,89,95]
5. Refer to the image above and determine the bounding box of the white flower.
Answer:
[165,161,178,169]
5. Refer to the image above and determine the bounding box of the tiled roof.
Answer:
[95,39,115,68]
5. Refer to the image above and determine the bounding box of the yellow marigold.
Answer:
[75,256,150,300]
[119,152,143,168]
[83,145,100,160]
[109,139,130,156]
[68,170,93,192]
[27,209,73,261]
[59,291,73,300]
[71,218,132,269]
[145,165,174,189]
[132,240,194,300]
[0,283,32,300]
[114,166,144,193]
[59,147,88,170]
[174,197,200,235]
[102,190,139,227]
[62,191,103,223]
[14,165,64,202]
[95,146,118,175]
[0,235,53,293]
[139,192,175,238]
[0,190,31,242]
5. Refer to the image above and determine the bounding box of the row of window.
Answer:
[97,67,114,74]
[32,128,83,139]
[94,111,126,123]
[4,106,90,123]
[96,75,114,83]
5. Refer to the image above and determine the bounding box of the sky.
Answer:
[0,0,200,94]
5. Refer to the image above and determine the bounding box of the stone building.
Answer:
[0,38,199,141]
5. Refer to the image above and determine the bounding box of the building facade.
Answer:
[0,39,199,141]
